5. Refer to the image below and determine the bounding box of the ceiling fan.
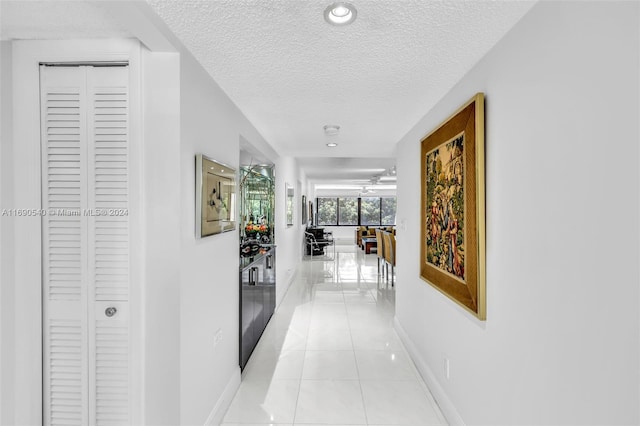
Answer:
[358,187,372,195]
[358,176,381,195]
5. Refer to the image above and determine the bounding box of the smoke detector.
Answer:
[323,124,340,136]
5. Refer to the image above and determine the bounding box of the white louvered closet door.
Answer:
[41,65,130,426]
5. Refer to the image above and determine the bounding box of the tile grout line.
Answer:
[290,255,314,426]
[345,256,371,426]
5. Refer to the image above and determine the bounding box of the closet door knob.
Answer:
[105,307,117,317]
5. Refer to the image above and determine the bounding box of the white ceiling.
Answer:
[1,0,536,190]
[0,1,132,40]
[147,0,535,162]
[299,157,393,181]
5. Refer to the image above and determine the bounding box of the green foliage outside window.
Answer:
[317,198,337,225]
[361,197,380,225]
[381,198,396,225]
[338,198,358,225]
[315,196,396,226]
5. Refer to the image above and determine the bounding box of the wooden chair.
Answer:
[356,226,364,247]
[382,231,396,286]
[356,226,366,247]
[374,228,385,276]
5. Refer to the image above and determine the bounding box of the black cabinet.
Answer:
[239,248,276,370]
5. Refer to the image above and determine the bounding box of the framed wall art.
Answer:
[301,195,307,224]
[286,183,294,227]
[420,93,486,320]
[196,154,237,238]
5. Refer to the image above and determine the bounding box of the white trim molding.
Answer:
[204,368,241,426]
[394,317,465,426]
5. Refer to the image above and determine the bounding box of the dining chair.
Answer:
[375,228,385,277]
[383,231,396,286]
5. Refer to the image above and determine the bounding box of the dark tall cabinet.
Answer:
[239,165,276,370]
[239,248,276,370]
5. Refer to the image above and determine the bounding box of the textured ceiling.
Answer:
[1,0,536,187]
[0,1,132,40]
[148,0,536,164]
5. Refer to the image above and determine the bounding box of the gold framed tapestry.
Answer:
[420,93,486,320]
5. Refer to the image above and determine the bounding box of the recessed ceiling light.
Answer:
[326,142,338,147]
[324,2,357,26]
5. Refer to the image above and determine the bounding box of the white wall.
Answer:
[179,47,284,424]
[275,156,304,306]
[179,49,241,426]
[321,226,357,245]
[140,50,181,425]
[0,40,14,426]
[395,2,639,425]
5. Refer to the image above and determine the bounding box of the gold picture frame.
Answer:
[196,154,236,238]
[420,93,486,320]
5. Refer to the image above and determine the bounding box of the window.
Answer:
[315,197,397,226]
[381,197,397,225]
[360,197,381,226]
[338,198,358,225]
[317,197,337,225]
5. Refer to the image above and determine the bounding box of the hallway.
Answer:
[222,246,447,425]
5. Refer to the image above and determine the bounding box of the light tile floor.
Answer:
[222,245,447,426]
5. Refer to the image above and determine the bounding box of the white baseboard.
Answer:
[204,367,241,426]
[276,265,298,309]
[287,266,297,286]
[394,317,465,426]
